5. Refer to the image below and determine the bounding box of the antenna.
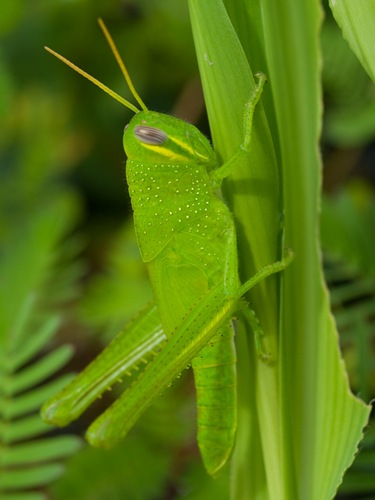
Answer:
[98,18,147,112]
[45,18,148,114]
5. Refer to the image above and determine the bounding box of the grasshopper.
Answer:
[41,19,292,476]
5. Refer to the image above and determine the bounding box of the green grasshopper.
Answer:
[41,19,292,476]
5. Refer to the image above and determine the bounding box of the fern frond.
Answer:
[0,196,82,497]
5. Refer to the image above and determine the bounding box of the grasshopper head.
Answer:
[123,110,215,166]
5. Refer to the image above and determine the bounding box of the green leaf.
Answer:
[0,193,79,344]
[0,199,81,497]
[7,316,61,372]
[188,0,371,498]
[3,374,74,419]
[329,0,375,82]
[0,464,64,490]
[188,1,279,272]
[4,345,74,395]
[1,414,52,444]
[1,436,82,466]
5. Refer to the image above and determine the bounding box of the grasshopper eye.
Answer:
[134,125,168,145]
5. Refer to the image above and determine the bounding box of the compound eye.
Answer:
[134,125,168,145]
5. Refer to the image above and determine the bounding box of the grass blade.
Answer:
[329,0,375,82]
[188,0,371,498]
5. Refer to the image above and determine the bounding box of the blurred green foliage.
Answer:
[0,1,202,498]
[320,8,375,498]
[1,0,375,498]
